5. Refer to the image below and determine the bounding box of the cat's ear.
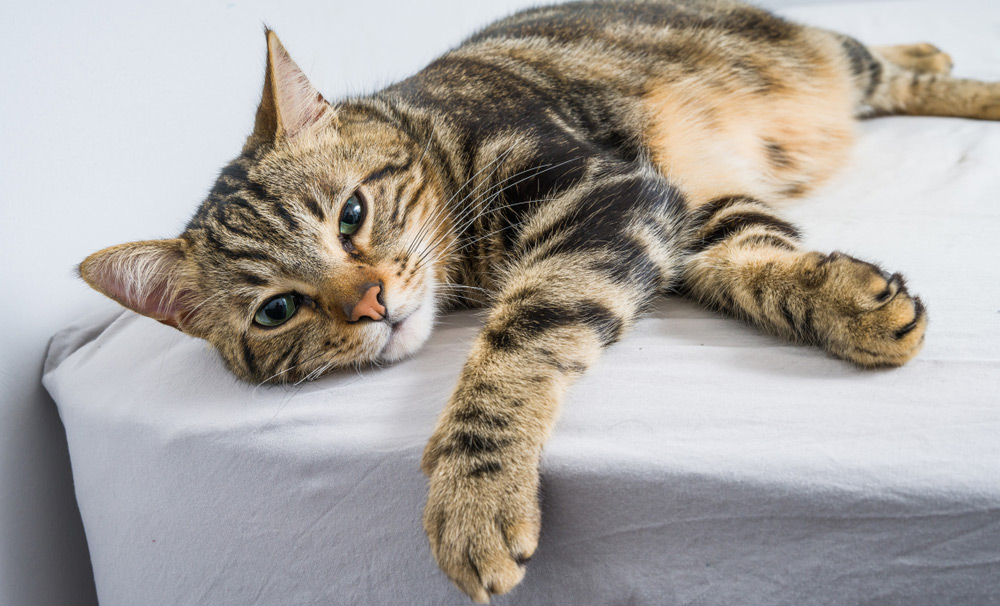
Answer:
[251,29,332,144]
[79,239,205,336]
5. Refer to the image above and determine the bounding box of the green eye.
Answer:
[254,293,299,327]
[339,194,364,235]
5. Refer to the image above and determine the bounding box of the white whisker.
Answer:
[404,144,518,260]
[412,157,582,271]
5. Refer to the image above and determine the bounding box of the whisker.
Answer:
[414,154,548,259]
[252,348,330,392]
[404,145,518,259]
[404,145,515,252]
[416,132,435,167]
[412,157,581,270]
[187,291,228,314]
[254,384,306,431]
[436,283,489,293]
[415,192,556,270]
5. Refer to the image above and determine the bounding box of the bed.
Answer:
[43,1,1000,604]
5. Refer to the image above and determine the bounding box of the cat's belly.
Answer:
[639,26,859,207]
[641,72,856,206]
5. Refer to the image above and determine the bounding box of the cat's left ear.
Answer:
[79,239,206,336]
[250,29,333,145]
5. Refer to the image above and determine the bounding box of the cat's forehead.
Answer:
[251,119,417,192]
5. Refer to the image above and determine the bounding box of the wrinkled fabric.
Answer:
[43,2,1000,604]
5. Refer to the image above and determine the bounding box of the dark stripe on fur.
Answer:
[214,198,264,239]
[237,272,268,286]
[518,169,683,256]
[690,212,801,253]
[693,195,762,221]
[468,461,503,477]
[272,201,299,232]
[203,225,271,261]
[272,341,302,378]
[736,233,797,250]
[220,161,248,183]
[764,140,793,169]
[778,300,798,337]
[303,196,326,221]
[801,305,816,342]
[588,237,663,291]
[536,347,588,374]
[451,431,510,456]
[245,179,272,203]
[485,300,623,351]
[839,35,874,78]
[454,407,511,429]
[399,181,428,227]
[365,158,414,184]
[838,35,882,98]
[240,336,258,377]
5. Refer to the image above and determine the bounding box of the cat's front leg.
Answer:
[420,165,682,601]
[420,277,612,602]
[681,195,928,366]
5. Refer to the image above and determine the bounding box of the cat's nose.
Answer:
[344,282,386,322]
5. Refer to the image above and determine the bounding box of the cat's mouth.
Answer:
[376,288,436,363]
[377,312,418,362]
[386,315,409,342]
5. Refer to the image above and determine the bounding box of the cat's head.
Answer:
[80,31,452,383]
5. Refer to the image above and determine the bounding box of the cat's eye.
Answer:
[254,293,300,327]
[339,194,365,236]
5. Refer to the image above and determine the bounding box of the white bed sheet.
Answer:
[44,2,1000,604]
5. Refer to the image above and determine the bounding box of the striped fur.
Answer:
[78,1,997,600]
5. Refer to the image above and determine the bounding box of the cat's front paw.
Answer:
[802,251,928,367]
[422,436,540,603]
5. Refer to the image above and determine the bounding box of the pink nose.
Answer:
[345,283,386,322]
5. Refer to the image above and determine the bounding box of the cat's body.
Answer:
[79,0,999,601]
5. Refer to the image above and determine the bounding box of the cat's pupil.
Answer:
[339,195,363,235]
[265,298,288,320]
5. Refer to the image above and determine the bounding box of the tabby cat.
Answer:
[79,0,999,600]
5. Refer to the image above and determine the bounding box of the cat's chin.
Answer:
[377,298,435,364]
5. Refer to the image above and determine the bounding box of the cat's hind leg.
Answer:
[870,43,953,75]
[679,196,927,367]
[843,35,1000,120]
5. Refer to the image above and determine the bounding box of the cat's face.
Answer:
[80,31,451,383]
[187,120,450,382]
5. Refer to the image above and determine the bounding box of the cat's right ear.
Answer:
[250,29,333,145]
[79,240,205,336]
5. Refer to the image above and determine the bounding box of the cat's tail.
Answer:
[845,37,1000,120]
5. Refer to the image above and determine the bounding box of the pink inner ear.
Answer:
[117,277,186,324]
[268,34,330,138]
[82,241,190,326]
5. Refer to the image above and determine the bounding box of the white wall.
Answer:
[0,0,887,604]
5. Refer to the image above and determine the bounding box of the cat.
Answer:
[78,0,999,601]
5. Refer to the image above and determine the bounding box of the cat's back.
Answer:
[390,0,801,105]
[463,0,790,47]
[385,0,852,205]
[389,0,816,125]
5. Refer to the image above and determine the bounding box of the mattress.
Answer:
[43,1,1000,604]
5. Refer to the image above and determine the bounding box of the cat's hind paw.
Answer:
[873,42,953,75]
